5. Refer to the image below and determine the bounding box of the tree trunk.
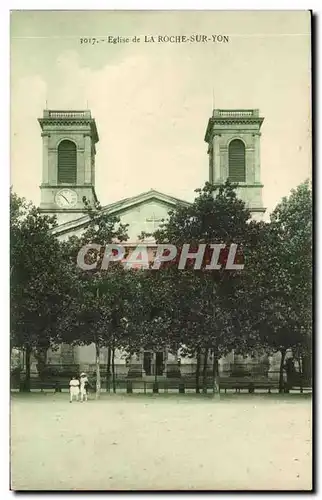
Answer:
[154,351,158,384]
[195,348,201,394]
[279,349,286,393]
[95,287,101,399]
[297,354,303,392]
[34,346,48,385]
[22,345,31,392]
[202,348,209,394]
[106,347,111,392]
[95,342,101,399]
[301,352,312,385]
[298,354,303,377]
[112,348,116,393]
[212,350,219,395]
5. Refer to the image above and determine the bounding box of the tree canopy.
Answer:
[10,180,312,393]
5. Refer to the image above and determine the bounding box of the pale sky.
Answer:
[11,10,311,216]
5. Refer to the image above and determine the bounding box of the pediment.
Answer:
[52,188,190,240]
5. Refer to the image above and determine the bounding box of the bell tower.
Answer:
[205,109,265,220]
[38,109,99,225]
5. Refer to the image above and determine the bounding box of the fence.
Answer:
[11,370,312,394]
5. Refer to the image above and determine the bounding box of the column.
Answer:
[127,351,145,378]
[77,148,85,185]
[220,351,234,375]
[84,134,92,184]
[114,349,127,378]
[254,133,261,183]
[220,146,228,181]
[91,152,95,186]
[218,357,226,376]
[213,134,221,182]
[41,133,49,184]
[208,145,213,184]
[48,143,57,185]
[245,148,255,183]
[60,344,75,365]
[233,353,251,376]
[163,347,168,376]
[165,350,181,378]
[268,353,282,381]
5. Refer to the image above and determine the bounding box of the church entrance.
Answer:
[155,351,164,376]
[143,351,152,375]
[143,351,164,376]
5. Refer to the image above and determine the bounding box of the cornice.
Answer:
[38,118,99,143]
[40,184,95,189]
[205,116,264,142]
[212,182,264,188]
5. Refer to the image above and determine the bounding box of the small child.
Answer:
[80,372,89,402]
[69,375,80,403]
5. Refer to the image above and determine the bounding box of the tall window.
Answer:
[228,139,246,182]
[58,140,77,184]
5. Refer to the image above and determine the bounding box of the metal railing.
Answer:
[213,109,259,118]
[11,370,312,394]
[45,111,90,119]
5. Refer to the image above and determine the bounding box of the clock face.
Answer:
[55,189,78,208]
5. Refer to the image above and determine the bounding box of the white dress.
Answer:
[69,379,80,396]
[80,376,88,395]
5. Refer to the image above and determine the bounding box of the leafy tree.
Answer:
[270,180,312,368]
[241,181,312,391]
[10,191,76,390]
[61,199,129,398]
[122,269,174,383]
[145,181,260,392]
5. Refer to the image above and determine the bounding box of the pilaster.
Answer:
[84,134,92,184]
[41,132,50,185]
[165,351,181,378]
[245,147,255,183]
[212,133,221,183]
[127,352,145,378]
[254,132,261,183]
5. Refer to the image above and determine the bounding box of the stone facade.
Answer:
[38,110,99,226]
[38,107,274,379]
[205,109,265,220]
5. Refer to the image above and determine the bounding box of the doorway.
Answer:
[155,351,164,376]
[143,351,152,375]
[143,351,165,376]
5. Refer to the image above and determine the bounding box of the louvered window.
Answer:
[58,140,77,184]
[228,139,246,182]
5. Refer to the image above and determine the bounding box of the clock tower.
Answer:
[38,109,99,225]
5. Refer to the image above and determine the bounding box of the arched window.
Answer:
[228,139,246,182]
[57,140,77,184]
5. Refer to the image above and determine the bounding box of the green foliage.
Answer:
[147,181,256,359]
[236,180,312,391]
[60,199,130,350]
[10,191,75,353]
[10,178,312,390]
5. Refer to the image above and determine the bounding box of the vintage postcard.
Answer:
[10,10,312,491]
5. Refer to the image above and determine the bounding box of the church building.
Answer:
[38,108,268,379]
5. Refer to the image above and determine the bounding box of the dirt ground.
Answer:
[10,393,312,491]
